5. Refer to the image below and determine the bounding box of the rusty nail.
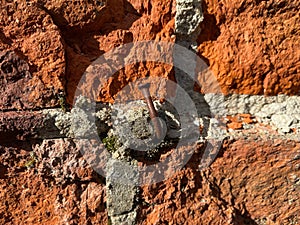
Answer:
[138,83,162,139]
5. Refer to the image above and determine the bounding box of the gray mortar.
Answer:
[105,102,142,225]
[175,0,204,40]
[43,95,110,139]
[106,99,194,224]
[52,96,202,224]
[204,94,300,137]
[175,0,203,92]
[110,100,182,155]
[109,211,137,225]
[106,159,139,225]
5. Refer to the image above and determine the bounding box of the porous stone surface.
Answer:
[1,0,299,107]
[0,141,107,225]
[139,139,300,224]
[35,0,109,32]
[197,0,300,95]
[35,0,176,104]
[0,0,65,109]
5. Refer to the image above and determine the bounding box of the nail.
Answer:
[138,83,162,139]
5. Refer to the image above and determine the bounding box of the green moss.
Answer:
[102,135,120,153]
[58,92,70,112]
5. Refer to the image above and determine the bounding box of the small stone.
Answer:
[227,121,243,130]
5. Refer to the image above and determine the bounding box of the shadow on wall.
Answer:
[197,0,221,45]
[0,29,13,45]
[197,0,221,67]
[233,208,260,225]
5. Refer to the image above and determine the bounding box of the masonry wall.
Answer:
[0,0,299,224]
